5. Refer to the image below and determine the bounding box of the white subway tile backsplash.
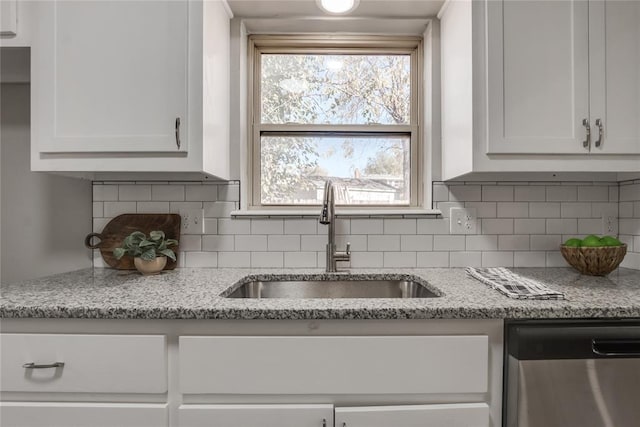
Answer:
[547,186,577,202]
[464,202,497,218]
[179,235,202,252]
[204,201,236,218]
[466,235,498,251]
[384,252,417,268]
[284,252,317,268]
[514,251,546,267]
[401,235,433,251]
[218,252,251,267]
[185,252,217,268]
[268,235,300,251]
[498,235,530,251]
[91,181,636,270]
[351,219,383,235]
[482,186,513,201]
[218,218,251,235]
[433,235,465,251]
[251,219,284,235]
[136,201,170,214]
[186,185,218,202]
[384,219,417,234]
[417,218,450,234]
[368,235,401,251]
[577,186,609,202]
[514,219,546,234]
[235,235,268,252]
[301,235,327,251]
[529,202,561,218]
[497,202,529,218]
[252,252,284,268]
[93,218,111,233]
[482,251,514,267]
[103,201,136,217]
[93,185,118,201]
[450,252,482,267]
[515,186,545,202]
[202,235,235,251]
[93,202,103,218]
[417,251,449,267]
[530,235,561,251]
[284,219,317,235]
[449,185,481,201]
[151,185,185,201]
[119,185,151,201]
[620,252,640,269]
[482,219,514,235]
[561,202,592,218]
[350,252,384,268]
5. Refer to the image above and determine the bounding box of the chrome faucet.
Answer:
[319,180,351,272]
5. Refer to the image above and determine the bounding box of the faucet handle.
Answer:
[346,243,351,255]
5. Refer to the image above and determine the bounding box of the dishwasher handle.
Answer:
[592,339,640,357]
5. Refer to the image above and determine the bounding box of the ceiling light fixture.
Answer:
[316,0,360,15]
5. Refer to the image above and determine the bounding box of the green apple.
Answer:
[600,236,622,247]
[564,238,582,247]
[581,235,604,247]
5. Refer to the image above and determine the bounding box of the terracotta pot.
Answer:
[134,257,167,275]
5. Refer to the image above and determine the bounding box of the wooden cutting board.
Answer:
[85,214,181,270]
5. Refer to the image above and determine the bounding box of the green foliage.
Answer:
[113,231,178,261]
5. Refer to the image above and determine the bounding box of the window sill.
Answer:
[230,208,442,219]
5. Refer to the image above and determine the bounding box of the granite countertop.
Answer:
[1,267,639,320]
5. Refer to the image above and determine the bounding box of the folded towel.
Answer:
[466,267,565,300]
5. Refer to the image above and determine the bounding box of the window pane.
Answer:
[261,54,411,125]
[261,134,410,205]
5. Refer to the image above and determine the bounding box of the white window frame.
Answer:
[247,34,424,212]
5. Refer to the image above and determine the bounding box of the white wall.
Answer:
[1,49,93,283]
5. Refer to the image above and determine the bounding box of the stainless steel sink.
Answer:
[223,275,441,299]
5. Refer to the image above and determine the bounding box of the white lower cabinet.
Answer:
[179,404,333,427]
[0,402,169,427]
[335,403,490,427]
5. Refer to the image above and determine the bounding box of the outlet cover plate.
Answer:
[450,207,478,235]
[180,208,204,235]
[601,216,618,236]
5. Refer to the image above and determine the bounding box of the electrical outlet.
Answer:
[450,207,477,235]
[180,208,204,235]
[601,216,618,235]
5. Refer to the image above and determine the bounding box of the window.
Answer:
[249,35,422,209]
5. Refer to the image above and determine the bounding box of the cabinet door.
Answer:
[32,0,187,154]
[0,0,17,36]
[335,403,489,427]
[589,0,640,154]
[0,402,168,427]
[486,0,590,154]
[179,404,333,427]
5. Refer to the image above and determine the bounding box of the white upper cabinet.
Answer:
[589,0,640,155]
[486,0,589,154]
[33,0,188,154]
[30,0,232,179]
[440,0,640,180]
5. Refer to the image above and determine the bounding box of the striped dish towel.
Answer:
[466,267,566,300]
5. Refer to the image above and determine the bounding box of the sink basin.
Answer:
[223,274,441,299]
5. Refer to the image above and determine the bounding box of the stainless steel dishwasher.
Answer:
[504,320,640,427]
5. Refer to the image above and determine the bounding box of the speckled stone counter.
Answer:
[1,267,639,319]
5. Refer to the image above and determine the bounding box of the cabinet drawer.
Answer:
[179,336,488,395]
[0,402,168,427]
[335,403,489,427]
[0,334,167,393]
[179,404,334,427]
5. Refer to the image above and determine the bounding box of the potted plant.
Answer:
[113,231,178,275]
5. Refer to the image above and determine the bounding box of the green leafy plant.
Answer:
[113,231,178,261]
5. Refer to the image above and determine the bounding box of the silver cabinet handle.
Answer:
[595,118,604,147]
[322,419,326,427]
[582,118,591,148]
[23,362,64,369]
[175,117,181,150]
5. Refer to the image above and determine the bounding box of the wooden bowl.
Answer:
[560,244,627,276]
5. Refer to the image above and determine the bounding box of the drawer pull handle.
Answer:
[582,118,591,148]
[22,362,65,369]
[175,117,181,149]
[595,118,604,148]
[322,419,326,427]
